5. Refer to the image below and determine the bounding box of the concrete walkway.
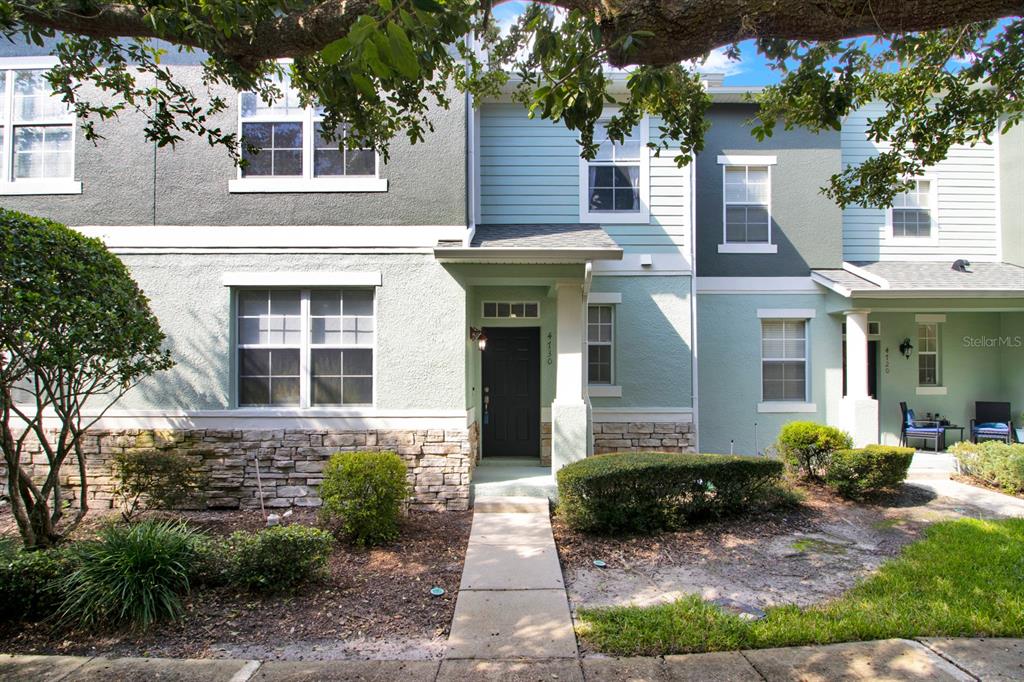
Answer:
[3,638,1021,680]
[444,496,577,660]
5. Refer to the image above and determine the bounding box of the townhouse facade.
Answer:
[3,40,1023,511]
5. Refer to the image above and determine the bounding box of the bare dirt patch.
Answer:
[553,484,944,626]
[0,509,471,660]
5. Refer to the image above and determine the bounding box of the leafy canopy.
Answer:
[2,0,1022,206]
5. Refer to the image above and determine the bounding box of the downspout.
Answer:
[464,90,476,246]
[689,159,700,453]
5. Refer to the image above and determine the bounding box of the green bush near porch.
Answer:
[775,421,853,481]
[949,441,1024,494]
[824,445,915,499]
[556,452,785,534]
[319,451,411,546]
[577,518,1024,655]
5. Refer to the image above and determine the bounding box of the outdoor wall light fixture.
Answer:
[899,337,914,359]
[469,327,488,351]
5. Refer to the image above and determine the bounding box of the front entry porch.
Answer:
[470,457,557,502]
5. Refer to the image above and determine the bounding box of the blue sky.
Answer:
[489,1,782,85]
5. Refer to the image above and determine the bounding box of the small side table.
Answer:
[943,425,965,447]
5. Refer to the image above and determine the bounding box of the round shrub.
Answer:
[319,451,410,546]
[824,445,915,499]
[775,421,853,480]
[223,525,334,593]
[556,452,786,534]
[0,544,79,622]
[59,520,201,629]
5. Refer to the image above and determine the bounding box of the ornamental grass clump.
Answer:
[59,519,201,629]
[823,445,915,499]
[319,451,411,546]
[556,452,786,534]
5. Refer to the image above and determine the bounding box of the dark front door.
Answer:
[481,327,540,457]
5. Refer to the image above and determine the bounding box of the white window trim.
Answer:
[222,271,382,287]
[587,303,616,389]
[916,320,941,389]
[718,156,775,250]
[587,292,622,305]
[0,56,82,196]
[230,73,387,194]
[757,308,816,319]
[578,114,650,224]
[232,287,377,409]
[885,176,939,246]
[759,317,811,404]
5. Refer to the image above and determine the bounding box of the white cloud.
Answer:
[688,48,744,77]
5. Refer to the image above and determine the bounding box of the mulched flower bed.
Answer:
[0,509,471,660]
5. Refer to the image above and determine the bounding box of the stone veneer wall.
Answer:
[592,421,696,454]
[540,421,552,466]
[10,425,478,513]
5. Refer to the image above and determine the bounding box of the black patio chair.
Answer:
[971,401,1012,443]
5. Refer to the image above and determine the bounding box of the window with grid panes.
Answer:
[724,165,770,243]
[587,305,614,385]
[236,289,374,407]
[0,66,75,187]
[761,319,807,401]
[917,322,939,386]
[892,180,933,238]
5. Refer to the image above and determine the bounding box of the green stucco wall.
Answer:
[116,253,467,411]
[588,276,694,409]
[697,292,842,455]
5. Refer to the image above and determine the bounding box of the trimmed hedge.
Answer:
[218,525,335,594]
[950,441,1024,494]
[823,445,915,499]
[556,452,786,534]
[775,422,853,480]
[0,543,78,622]
[319,451,410,547]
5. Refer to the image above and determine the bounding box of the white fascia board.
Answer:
[757,308,817,319]
[587,292,622,304]
[433,247,624,263]
[842,262,890,289]
[76,224,468,249]
[222,271,382,287]
[717,154,778,165]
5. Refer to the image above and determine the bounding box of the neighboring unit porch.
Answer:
[815,261,1024,449]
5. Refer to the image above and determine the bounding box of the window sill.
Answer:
[916,386,948,396]
[228,177,388,193]
[718,243,778,254]
[579,210,650,224]
[758,401,817,413]
[0,180,82,195]
[588,385,622,398]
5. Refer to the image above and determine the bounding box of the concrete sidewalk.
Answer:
[2,638,1021,680]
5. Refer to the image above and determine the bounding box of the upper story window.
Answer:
[579,118,649,223]
[236,288,375,407]
[229,72,387,193]
[0,59,81,195]
[890,179,935,240]
[716,155,777,254]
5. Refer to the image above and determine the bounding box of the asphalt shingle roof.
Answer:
[469,224,619,250]
[813,261,1024,295]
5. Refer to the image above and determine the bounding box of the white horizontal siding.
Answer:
[842,103,1000,262]
[478,104,691,254]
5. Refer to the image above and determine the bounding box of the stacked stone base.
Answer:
[8,425,478,513]
[593,421,696,454]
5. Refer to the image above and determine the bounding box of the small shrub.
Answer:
[824,445,915,499]
[223,525,334,593]
[59,520,201,629]
[950,441,1024,494]
[556,452,786,534]
[775,422,853,480]
[319,451,410,546]
[0,545,79,622]
[112,450,205,521]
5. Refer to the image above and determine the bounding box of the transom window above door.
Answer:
[579,118,650,223]
[230,70,387,193]
[0,59,81,195]
[482,301,539,319]
[236,288,375,407]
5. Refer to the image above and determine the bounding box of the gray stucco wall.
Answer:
[1001,123,1024,267]
[117,252,466,411]
[0,47,467,227]
[695,104,843,277]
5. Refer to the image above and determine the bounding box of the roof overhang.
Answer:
[433,246,623,264]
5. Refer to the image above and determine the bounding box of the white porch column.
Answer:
[551,280,589,472]
[840,309,878,447]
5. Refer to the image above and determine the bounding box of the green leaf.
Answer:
[411,0,445,13]
[321,38,349,65]
[386,22,420,79]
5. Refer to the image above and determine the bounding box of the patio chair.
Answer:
[970,401,1012,443]
[899,401,944,452]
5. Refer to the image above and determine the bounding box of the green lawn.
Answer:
[577,518,1024,656]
